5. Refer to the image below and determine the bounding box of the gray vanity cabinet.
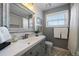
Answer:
[22,40,45,56]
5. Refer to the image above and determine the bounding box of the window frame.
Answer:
[45,10,69,27]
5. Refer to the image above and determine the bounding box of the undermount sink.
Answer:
[12,35,43,47]
[24,36,39,45]
[20,38,34,45]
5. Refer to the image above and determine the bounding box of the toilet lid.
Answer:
[45,41,53,46]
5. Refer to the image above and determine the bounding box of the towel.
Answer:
[0,27,11,43]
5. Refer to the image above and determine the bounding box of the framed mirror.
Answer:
[8,3,34,32]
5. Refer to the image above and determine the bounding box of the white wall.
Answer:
[27,4,43,31]
[33,5,43,31]
[68,3,79,55]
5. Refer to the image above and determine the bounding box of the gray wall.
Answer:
[42,4,70,49]
[43,27,54,42]
[0,4,1,26]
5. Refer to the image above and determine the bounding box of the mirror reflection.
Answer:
[9,3,34,31]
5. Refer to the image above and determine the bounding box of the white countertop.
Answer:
[0,35,45,56]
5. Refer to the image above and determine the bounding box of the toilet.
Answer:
[45,41,53,55]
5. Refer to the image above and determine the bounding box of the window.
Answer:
[46,10,68,27]
[23,18,33,30]
[23,18,28,29]
[29,18,33,29]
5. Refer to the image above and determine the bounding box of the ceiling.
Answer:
[33,3,67,11]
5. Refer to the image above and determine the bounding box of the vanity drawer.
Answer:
[22,48,33,56]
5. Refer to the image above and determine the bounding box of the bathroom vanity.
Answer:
[0,35,46,56]
[22,37,45,56]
